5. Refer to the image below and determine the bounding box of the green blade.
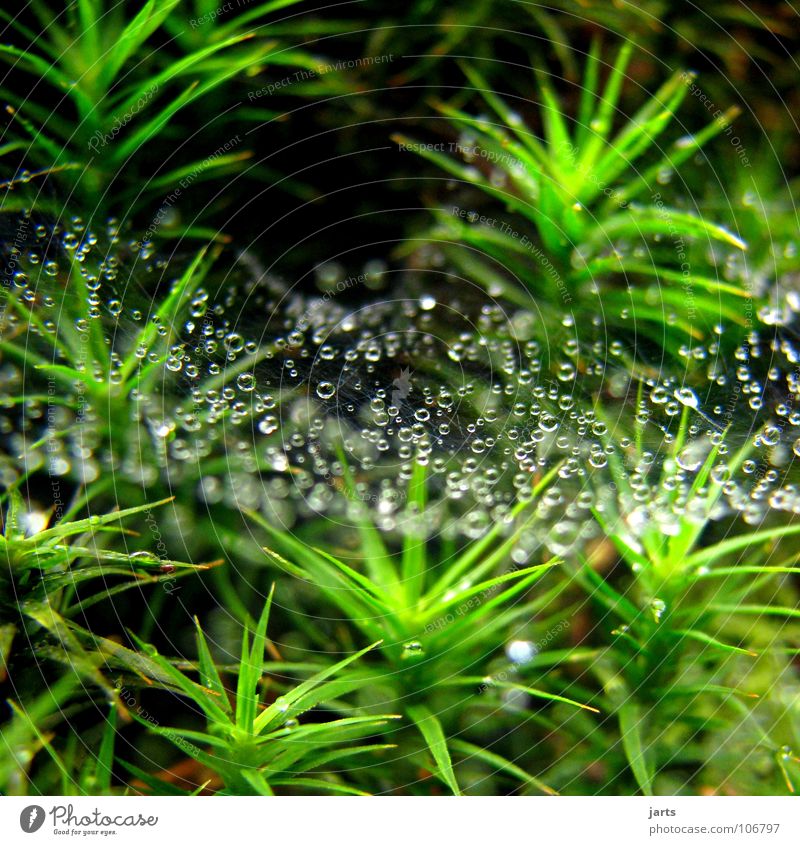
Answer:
[407,704,461,795]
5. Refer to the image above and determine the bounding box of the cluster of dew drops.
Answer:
[3,215,800,559]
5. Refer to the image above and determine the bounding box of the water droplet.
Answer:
[316,381,336,400]
[505,640,538,665]
[237,373,256,392]
[650,598,667,623]
[401,640,424,658]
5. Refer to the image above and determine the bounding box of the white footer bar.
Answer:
[2,796,797,844]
